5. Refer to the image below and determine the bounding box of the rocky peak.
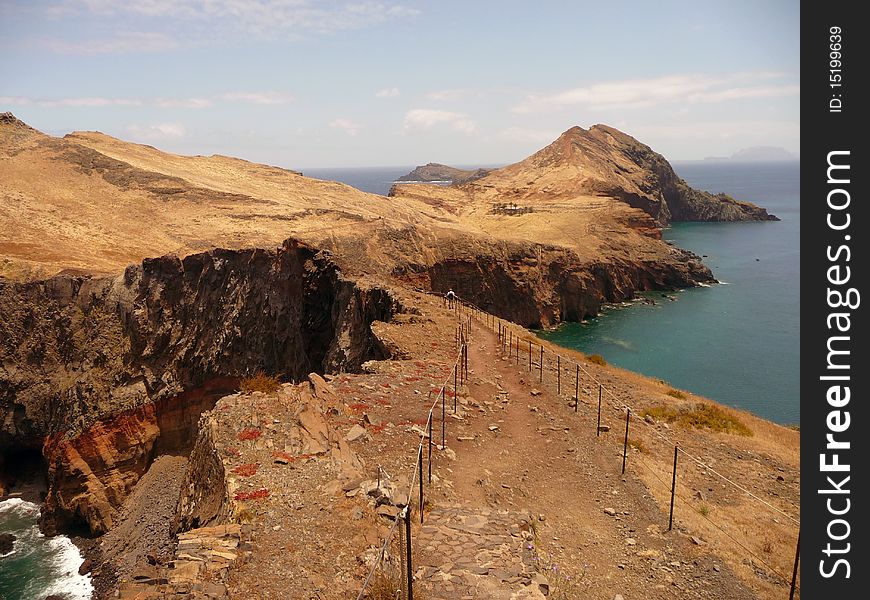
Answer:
[472,124,777,224]
[0,112,38,132]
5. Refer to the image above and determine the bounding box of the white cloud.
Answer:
[375,87,400,98]
[403,109,477,134]
[221,92,293,105]
[36,1,421,52]
[511,73,800,113]
[40,31,181,54]
[329,118,362,136]
[155,97,213,108]
[127,122,186,139]
[1,93,290,109]
[0,95,141,107]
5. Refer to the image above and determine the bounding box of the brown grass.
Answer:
[627,438,647,453]
[240,372,282,394]
[642,403,753,436]
[587,354,607,366]
[666,388,687,399]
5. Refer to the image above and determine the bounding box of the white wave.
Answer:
[41,536,94,600]
[1,498,94,600]
[0,497,40,516]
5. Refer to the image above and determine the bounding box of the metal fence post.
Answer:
[428,416,432,483]
[418,447,424,524]
[596,385,602,435]
[404,509,414,600]
[441,387,446,448]
[789,531,800,600]
[453,364,458,413]
[574,364,579,411]
[539,346,543,382]
[528,340,532,371]
[557,355,561,395]
[669,445,678,530]
[622,409,631,475]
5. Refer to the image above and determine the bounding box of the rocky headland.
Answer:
[396,162,492,184]
[0,113,797,599]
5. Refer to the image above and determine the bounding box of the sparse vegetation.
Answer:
[628,438,647,453]
[587,354,607,366]
[666,389,687,399]
[698,503,710,517]
[642,403,753,436]
[240,371,281,394]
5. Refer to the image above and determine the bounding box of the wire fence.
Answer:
[357,298,472,600]
[464,298,800,598]
[357,294,799,599]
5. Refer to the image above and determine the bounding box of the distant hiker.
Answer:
[446,289,456,308]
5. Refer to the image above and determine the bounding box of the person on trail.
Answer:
[446,289,456,308]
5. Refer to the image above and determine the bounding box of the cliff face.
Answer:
[1,240,400,534]
[418,244,712,328]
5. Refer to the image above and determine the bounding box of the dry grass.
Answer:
[642,403,753,436]
[666,388,687,399]
[587,354,607,366]
[240,372,282,394]
[627,438,647,453]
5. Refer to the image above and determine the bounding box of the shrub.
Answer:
[240,372,281,394]
[587,354,607,366]
[641,403,752,436]
[237,428,262,441]
[666,389,687,399]
[231,463,259,477]
[698,503,710,517]
[628,438,647,453]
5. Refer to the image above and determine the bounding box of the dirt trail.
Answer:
[417,321,758,600]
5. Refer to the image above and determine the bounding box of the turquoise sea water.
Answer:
[305,162,800,425]
[539,162,800,425]
[0,499,93,600]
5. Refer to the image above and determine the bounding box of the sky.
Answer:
[0,1,800,168]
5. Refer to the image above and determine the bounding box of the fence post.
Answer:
[453,364,458,414]
[515,339,519,365]
[574,364,579,411]
[508,330,512,354]
[418,447,424,524]
[441,387,446,448]
[596,385,602,435]
[528,340,532,371]
[539,346,543,382]
[557,355,561,395]
[789,531,800,600]
[428,416,432,483]
[669,445,678,531]
[621,409,631,475]
[404,508,414,600]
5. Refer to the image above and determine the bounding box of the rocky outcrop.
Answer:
[1,239,400,534]
[453,124,777,225]
[400,243,712,328]
[396,163,491,184]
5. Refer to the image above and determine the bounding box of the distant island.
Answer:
[396,162,492,184]
[704,146,798,162]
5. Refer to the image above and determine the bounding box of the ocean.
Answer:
[539,161,801,425]
[306,162,801,425]
[0,499,93,600]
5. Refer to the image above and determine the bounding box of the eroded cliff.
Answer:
[0,240,400,534]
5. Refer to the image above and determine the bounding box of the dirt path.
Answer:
[417,321,758,600]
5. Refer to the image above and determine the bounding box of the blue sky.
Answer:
[1,1,799,168]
